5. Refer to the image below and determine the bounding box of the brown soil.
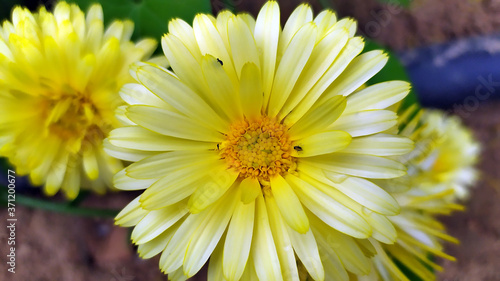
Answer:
[2,0,500,280]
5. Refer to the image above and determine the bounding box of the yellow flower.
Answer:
[411,109,480,200]
[347,108,480,281]
[109,2,414,280]
[0,2,157,198]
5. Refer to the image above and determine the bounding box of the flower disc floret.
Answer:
[221,117,295,181]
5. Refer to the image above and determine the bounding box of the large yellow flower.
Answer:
[0,2,156,198]
[109,2,414,280]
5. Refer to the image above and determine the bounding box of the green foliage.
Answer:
[376,0,411,8]
[69,0,212,41]
[363,39,420,111]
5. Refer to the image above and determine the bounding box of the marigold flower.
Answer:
[109,2,414,280]
[0,2,156,198]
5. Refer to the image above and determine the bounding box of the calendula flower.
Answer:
[409,109,480,200]
[0,2,156,198]
[348,108,480,281]
[109,2,414,280]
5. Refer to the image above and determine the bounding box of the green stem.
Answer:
[2,188,119,218]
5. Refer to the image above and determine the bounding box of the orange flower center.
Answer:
[220,117,296,181]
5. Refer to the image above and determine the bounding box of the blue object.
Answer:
[398,34,500,109]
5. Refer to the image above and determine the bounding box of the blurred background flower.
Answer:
[0,2,156,198]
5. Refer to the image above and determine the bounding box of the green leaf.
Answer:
[376,0,411,8]
[363,39,419,111]
[69,0,212,42]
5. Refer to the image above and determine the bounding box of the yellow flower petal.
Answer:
[223,200,255,281]
[254,1,280,108]
[344,81,411,114]
[292,130,352,157]
[251,192,283,281]
[287,225,325,281]
[188,169,239,214]
[201,55,243,121]
[132,200,188,244]
[265,196,300,281]
[240,177,261,204]
[126,105,224,142]
[301,152,406,179]
[239,62,263,121]
[342,134,414,156]
[288,95,346,140]
[115,195,148,227]
[268,22,317,117]
[184,187,239,277]
[270,174,309,234]
[227,15,260,76]
[134,62,228,133]
[108,126,215,151]
[286,174,371,238]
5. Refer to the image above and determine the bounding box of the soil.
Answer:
[1,0,500,280]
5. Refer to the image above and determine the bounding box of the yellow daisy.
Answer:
[349,108,480,281]
[409,109,480,200]
[0,2,157,198]
[109,2,414,280]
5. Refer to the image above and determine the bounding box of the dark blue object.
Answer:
[398,34,500,109]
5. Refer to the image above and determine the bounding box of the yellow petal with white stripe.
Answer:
[344,81,411,114]
[286,174,371,238]
[301,153,406,179]
[292,130,352,157]
[184,188,239,277]
[286,225,325,281]
[168,18,201,59]
[108,126,215,152]
[115,195,148,227]
[137,221,180,259]
[140,161,225,210]
[126,105,224,142]
[288,96,346,140]
[126,150,218,180]
[188,169,239,214]
[270,174,309,234]
[322,50,388,99]
[278,28,348,119]
[134,62,228,133]
[227,15,260,76]
[193,14,237,83]
[265,196,300,281]
[161,34,209,97]
[268,23,317,117]
[254,1,280,108]
[223,200,255,281]
[330,110,398,137]
[113,169,156,190]
[285,36,364,125]
[132,200,188,244]
[201,55,243,121]
[279,3,313,53]
[324,173,400,215]
[252,192,283,281]
[341,134,414,156]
